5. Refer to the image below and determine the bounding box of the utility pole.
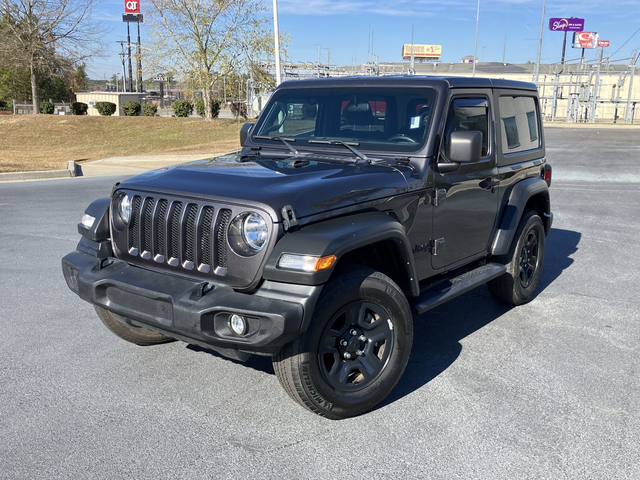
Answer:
[126,22,133,92]
[136,21,143,92]
[590,48,603,123]
[473,0,480,77]
[367,25,371,64]
[118,41,127,92]
[502,6,509,64]
[533,0,546,83]
[410,24,415,74]
[272,0,282,86]
[625,50,637,124]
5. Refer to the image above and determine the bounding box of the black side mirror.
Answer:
[448,130,483,163]
[240,122,254,145]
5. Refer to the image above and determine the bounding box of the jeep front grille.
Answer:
[124,195,232,274]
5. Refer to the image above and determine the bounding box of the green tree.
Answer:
[70,64,89,96]
[0,0,105,113]
[147,0,276,120]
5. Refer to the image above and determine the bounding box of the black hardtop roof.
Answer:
[276,75,537,91]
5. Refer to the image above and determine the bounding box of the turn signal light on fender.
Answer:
[278,254,337,272]
[315,255,337,271]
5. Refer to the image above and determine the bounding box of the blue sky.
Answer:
[88,0,640,80]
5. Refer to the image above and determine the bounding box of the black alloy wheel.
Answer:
[273,266,413,419]
[519,229,540,288]
[488,210,546,306]
[319,301,394,392]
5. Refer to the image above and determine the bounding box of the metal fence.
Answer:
[535,50,638,124]
[12,100,71,115]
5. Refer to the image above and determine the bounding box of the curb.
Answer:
[0,161,78,182]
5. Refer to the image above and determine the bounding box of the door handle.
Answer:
[479,178,499,190]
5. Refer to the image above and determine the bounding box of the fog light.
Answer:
[229,314,247,335]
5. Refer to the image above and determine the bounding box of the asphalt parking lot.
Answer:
[1,126,638,479]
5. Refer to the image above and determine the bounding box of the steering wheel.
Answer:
[387,134,418,144]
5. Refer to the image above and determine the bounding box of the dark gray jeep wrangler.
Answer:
[62,76,552,419]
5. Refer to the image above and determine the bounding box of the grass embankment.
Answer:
[0,115,243,173]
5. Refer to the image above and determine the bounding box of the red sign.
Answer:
[125,0,140,13]
[598,40,610,48]
[573,32,598,49]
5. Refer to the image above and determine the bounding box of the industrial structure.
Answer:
[253,54,639,124]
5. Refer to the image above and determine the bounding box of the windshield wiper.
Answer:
[308,139,369,164]
[254,135,299,155]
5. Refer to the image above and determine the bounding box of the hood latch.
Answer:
[281,205,299,231]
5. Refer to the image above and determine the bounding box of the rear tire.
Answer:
[273,266,413,419]
[94,306,174,346]
[488,210,545,305]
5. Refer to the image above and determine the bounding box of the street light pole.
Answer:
[272,0,282,86]
[473,0,480,77]
[534,0,546,83]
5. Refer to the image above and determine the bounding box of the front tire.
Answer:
[94,306,174,346]
[488,210,546,305]
[273,266,413,419]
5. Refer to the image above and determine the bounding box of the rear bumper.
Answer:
[62,250,322,358]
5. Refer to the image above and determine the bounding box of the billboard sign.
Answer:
[125,0,140,13]
[402,44,442,59]
[597,40,610,47]
[549,17,585,32]
[122,13,143,22]
[573,32,598,49]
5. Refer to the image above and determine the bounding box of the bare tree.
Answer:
[0,0,105,113]
[147,0,276,120]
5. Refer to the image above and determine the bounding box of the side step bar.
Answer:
[414,263,506,315]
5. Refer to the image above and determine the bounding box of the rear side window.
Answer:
[499,96,540,153]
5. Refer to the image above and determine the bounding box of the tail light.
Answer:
[542,164,552,187]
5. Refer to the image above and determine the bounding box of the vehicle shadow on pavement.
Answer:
[186,344,275,374]
[380,227,581,410]
[186,228,581,409]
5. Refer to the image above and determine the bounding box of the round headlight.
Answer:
[118,194,131,225]
[228,212,269,256]
[242,213,268,252]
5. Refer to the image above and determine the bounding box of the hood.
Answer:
[118,152,415,222]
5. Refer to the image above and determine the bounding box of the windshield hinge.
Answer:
[430,238,445,256]
[281,205,299,231]
[433,189,447,207]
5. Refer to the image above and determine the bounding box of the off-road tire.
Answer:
[273,266,413,419]
[488,210,545,305]
[95,306,174,346]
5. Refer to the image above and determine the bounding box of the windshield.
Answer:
[252,86,437,153]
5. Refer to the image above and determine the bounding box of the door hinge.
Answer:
[433,189,447,207]
[430,238,445,255]
[281,205,298,231]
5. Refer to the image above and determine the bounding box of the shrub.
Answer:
[196,98,221,118]
[40,101,55,114]
[172,99,193,117]
[0,100,9,111]
[122,101,141,116]
[142,103,158,116]
[70,102,88,115]
[230,101,248,119]
[95,101,117,116]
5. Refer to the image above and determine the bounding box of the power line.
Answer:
[610,27,640,59]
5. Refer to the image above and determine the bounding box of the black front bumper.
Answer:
[62,249,322,358]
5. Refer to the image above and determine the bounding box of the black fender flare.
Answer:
[78,197,111,241]
[263,211,420,296]
[491,177,550,256]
